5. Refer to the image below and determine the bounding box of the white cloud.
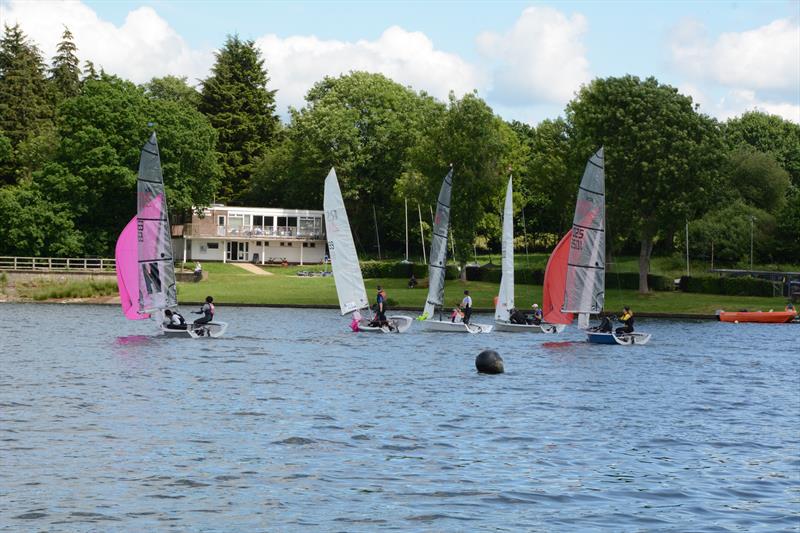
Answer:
[255,26,485,115]
[670,17,800,92]
[476,6,591,106]
[4,0,213,84]
[717,89,800,123]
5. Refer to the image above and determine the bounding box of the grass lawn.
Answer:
[177,263,792,315]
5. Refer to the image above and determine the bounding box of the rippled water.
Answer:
[1,303,798,531]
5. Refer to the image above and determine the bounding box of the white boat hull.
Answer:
[357,315,413,333]
[420,319,493,334]
[494,321,565,334]
[161,321,228,338]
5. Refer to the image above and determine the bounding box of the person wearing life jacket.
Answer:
[528,303,543,325]
[163,309,188,330]
[193,296,215,326]
[615,306,634,335]
[509,308,527,325]
[374,285,392,329]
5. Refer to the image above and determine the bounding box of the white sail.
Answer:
[563,147,605,326]
[136,132,178,314]
[324,168,369,315]
[423,168,453,319]
[495,175,514,322]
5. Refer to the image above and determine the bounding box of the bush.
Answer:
[679,275,774,297]
[465,266,543,285]
[605,272,672,291]
[360,261,457,280]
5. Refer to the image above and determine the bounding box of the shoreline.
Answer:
[0,297,726,320]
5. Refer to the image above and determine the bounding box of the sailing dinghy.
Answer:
[494,175,564,334]
[418,167,492,334]
[324,168,412,333]
[545,147,650,345]
[115,132,227,338]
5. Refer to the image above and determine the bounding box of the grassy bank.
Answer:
[15,279,118,301]
[177,263,791,315]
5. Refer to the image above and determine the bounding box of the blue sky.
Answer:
[4,0,799,123]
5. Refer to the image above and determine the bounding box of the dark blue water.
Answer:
[1,303,798,532]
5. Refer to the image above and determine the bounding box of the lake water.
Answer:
[1,303,798,532]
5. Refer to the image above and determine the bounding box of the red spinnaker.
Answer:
[542,230,574,325]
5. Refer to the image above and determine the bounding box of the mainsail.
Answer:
[562,147,605,328]
[495,175,514,322]
[324,168,369,315]
[422,168,453,319]
[136,132,178,314]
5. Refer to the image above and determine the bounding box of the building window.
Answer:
[256,241,261,246]
[280,242,285,247]
[310,242,316,247]
[287,242,292,247]
[207,242,219,249]
[302,242,308,248]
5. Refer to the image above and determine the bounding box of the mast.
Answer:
[404,197,409,262]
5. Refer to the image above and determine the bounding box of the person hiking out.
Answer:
[615,306,634,335]
[193,296,215,326]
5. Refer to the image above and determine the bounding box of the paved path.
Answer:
[232,263,274,276]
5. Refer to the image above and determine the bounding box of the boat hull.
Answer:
[719,311,796,323]
[587,331,651,345]
[420,319,493,333]
[494,321,565,334]
[357,315,413,333]
[161,321,228,338]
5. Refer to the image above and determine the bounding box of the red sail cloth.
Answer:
[542,230,574,325]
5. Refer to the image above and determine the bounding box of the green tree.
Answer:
[725,111,800,186]
[38,74,221,255]
[688,201,774,264]
[143,75,200,108]
[511,118,575,244]
[725,148,790,213]
[0,24,53,183]
[49,26,81,101]
[0,182,83,256]
[199,35,279,201]
[411,92,526,279]
[566,75,726,292]
[251,71,444,255]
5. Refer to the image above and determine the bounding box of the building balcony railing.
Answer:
[181,224,324,240]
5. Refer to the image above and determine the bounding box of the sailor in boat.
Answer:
[371,286,393,331]
[163,309,188,330]
[461,290,473,325]
[527,303,543,325]
[509,308,527,325]
[589,315,613,333]
[615,306,634,335]
[450,303,464,323]
[193,296,215,327]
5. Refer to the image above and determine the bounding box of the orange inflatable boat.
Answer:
[718,310,797,323]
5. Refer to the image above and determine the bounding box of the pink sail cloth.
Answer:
[542,230,574,325]
[115,214,149,320]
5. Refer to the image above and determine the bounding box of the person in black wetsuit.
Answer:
[163,309,188,330]
[193,296,215,326]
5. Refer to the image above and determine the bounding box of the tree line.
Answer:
[0,24,797,291]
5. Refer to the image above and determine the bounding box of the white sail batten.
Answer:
[324,168,369,315]
[423,168,453,320]
[495,175,514,322]
[137,132,178,314]
[563,147,605,317]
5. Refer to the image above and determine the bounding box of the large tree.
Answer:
[410,92,526,278]
[34,74,221,255]
[49,26,81,102]
[199,35,279,201]
[250,71,443,256]
[143,75,200,108]
[724,111,800,186]
[0,24,53,183]
[566,75,726,292]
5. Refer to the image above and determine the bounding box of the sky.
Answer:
[1,0,798,124]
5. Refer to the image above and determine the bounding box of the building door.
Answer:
[226,241,250,261]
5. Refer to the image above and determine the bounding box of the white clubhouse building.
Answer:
[174,205,326,264]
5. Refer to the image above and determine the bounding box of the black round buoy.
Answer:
[475,350,504,374]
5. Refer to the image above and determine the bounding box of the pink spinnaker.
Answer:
[115,214,149,320]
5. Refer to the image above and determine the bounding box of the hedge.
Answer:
[358,261,674,291]
[678,275,774,297]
